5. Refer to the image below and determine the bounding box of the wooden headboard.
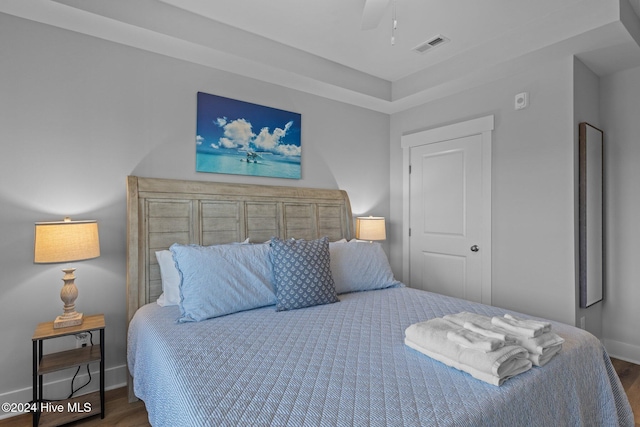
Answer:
[126,176,354,324]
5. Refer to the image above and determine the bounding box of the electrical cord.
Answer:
[67,330,93,399]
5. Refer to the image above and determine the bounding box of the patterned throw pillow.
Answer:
[269,236,339,311]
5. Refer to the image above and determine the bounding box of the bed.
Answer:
[126,176,633,426]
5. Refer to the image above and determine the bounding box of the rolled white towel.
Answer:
[491,316,545,338]
[463,321,515,344]
[444,312,500,330]
[405,318,531,386]
[504,314,551,334]
[444,313,518,343]
[446,328,504,352]
[516,332,564,355]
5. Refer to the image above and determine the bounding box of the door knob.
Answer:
[470,245,479,252]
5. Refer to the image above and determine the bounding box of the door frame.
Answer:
[401,115,494,304]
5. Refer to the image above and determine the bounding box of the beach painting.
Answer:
[196,92,302,179]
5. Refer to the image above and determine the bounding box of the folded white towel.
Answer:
[405,339,532,386]
[446,328,504,352]
[527,344,563,367]
[405,318,531,386]
[491,316,545,338]
[444,311,564,366]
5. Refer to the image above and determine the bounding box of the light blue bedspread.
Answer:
[128,287,633,426]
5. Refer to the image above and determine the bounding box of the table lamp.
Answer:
[355,216,386,242]
[34,217,100,328]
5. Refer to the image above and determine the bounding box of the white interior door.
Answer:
[410,135,483,301]
[402,116,492,304]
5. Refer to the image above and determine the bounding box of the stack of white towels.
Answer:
[404,312,564,386]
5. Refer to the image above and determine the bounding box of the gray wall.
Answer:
[0,13,390,402]
[389,53,640,365]
[600,65,640,363]
[573,57,603,338]
[390,57,579,325]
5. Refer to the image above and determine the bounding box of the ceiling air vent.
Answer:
[413,34,450,54]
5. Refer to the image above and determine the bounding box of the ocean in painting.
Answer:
[196,149,301,179]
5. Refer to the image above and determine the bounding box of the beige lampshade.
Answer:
[355,216,386,241]
[34,218,100,263]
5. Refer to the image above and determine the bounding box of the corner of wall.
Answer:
[572,56,603,338]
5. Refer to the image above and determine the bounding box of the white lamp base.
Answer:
[53,267,84,329]
[54,312,84,329]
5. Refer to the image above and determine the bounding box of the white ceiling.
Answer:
[2,0,640,113]
[159,0,583,82]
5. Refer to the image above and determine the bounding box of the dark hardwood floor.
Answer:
[612,358,640,427]
[0,387,150,427]
[3,358,638,427]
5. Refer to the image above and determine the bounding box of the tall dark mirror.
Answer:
[579,122,604,308]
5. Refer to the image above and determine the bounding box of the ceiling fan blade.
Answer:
[361,0,390,30]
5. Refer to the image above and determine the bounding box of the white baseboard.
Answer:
[603,338,640,365]
[0,364,127,421]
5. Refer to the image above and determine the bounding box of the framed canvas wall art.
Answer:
[196,92,301,179]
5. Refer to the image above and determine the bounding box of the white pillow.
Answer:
[156,250,181,306]
[329,240,401,294]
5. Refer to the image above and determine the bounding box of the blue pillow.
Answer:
[269,236,339,311]
[171,243,276,322]
[329,240,402,294]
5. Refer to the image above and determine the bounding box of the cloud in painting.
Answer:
[197,134,219,149]
[216,117,254,149]
[253,121,298,156]
[275,144,301,157]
